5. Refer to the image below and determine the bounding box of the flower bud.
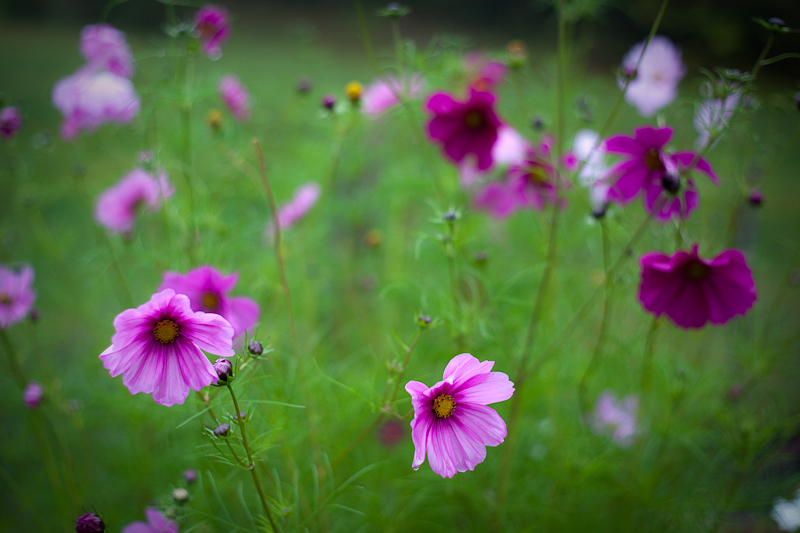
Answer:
[442,209,458,222]
[417,314,432,328]
[473,250,489,264]
[660,173,681,194]
[296,77,313,94]
[207,109,223,131]
[24,381,44,409]
[0,106,22,140]
[532,117,545,131]
[213,358,233,384]
[591,203,608,220]
[183,468,197,484]
[768,17,785,27]
[172,488,190,505]
[748,189,763,207]
[345,81,363,104]
[322,95,336,110]
[28,307,40,323]
[213,423,230,438]
[76,513,106,533]
[248,340,263,355]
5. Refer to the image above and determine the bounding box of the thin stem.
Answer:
[353,0,380,73]
[0,329,26,389]
[388,327,422,405]
[227,385,279,533]
[641,317,661,392]
[179,50,197,265]
[226,438,249,468]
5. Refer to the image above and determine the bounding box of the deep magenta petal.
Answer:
[634,126,673,148]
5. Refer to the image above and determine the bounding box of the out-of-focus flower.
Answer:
[0,106,22,140]
[346,81,363,104]
[172,488,190,504]
[218,75,250,121]
[296,77,313,94]
[464,52,507,92]
[183,468,197,484]
[0,265,36,329]
[52,68,140,141]
[121,508,178,533]
[425,89,502,171]
[24,381,44,409]
[619,35,686,117]
[248,340,263,355]
[507,40,526,68]
[160,265,260,343]
[772,490,800,532]
[267,182,321,236]
[99,289,234,407]
[749,189,763,207]
[405,353,514,478]
[592,391,638,447]
[458,126,530,189]
[322,95,336,110]
[76,512,106,533]
[362,73,425,116]
[207,109,223,130]
[604,126,717,222]
[194,5,230,58]
[638,244,757,329]
[378,419,406,447]
[694,90,740,149]
[95,168,174,234]
[80,24,135,79]
[572,129,610,212]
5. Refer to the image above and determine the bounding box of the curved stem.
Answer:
[227,384,279,533]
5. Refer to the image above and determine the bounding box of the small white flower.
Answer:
[572,129,610,211]
[619,35,686,117]
[772,490,800,532]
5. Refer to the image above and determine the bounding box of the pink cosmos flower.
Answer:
[638,244,757,329]
[464,52,507,92]
[100,289,235,407]
[0,106,22,140]
[0,265,36,329]
[52,68,140,141]
[194,5,230,58]
[266,182,321,236]
[620,35,686,117]
[218,75,250,122]
[80,24,135,79]
[362,73,426,116]
[405,353,514,478]
[458,126,530,189]
[426,89,503,171]
[159,265,260,342]
[592,391,638,447]
[24,381,44,409]
[694,90,741,149]
[122,508,178,533]
[604,126,717,222]
[95,168,174,234]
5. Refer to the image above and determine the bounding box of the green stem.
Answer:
[641,317,661,392]
[179,50,197,265]
[0,329,26,389]
[387,327,423,405]
[227,384,279,533]
[353,0,380,73]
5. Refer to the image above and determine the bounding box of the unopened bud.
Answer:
[232,411,247,421]
[28,307,40,323]
[660,173,681,194]
[248,340,263,355]
[213,358,233,385]
[748,189,763,207]
[76,513,106,533]
[183,468,197,484]
[296,77,313,94]
[592,203,607,220]
[213,423,230,438]
[417,314,432,328]
[768,17,785,27]
[322,95,336,110]
[346,81,363,104]
[172,488,190,505]
[532,117,544,131]
[24,381,44,409]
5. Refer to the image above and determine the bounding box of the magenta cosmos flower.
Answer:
[80,23,135,79]
[218,75,250,121]
[620,35,686,117]
[122,508,178,533]
[194,5,230,58]
[0,264,36,329]
[100,289,234,406]
[52,68,140,141]
[425,89,503,171]
[0,106,22,140]
[592,391,638,447]
[405,353,514,478]
[638,244,757,329]
[604,126,717,222]
[95,167,174,234]
[266,182,321,237]
[362,73,426,116]
[159,265,260,342]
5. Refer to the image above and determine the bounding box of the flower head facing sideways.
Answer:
[593,391,638,447]
[99,289,234,407]
[0,264,36,329]
[194,5,230,58]
[218,75,250,121]
[604,126,717,222]
[362,73,425,116]
[464,52,507,92]
[638,244,757,329]
[159,265,260,343]
[619,35,686,117]
[122,508,178,533]
[80,24,135,78]
[425,88,503,171]
[405,353,514,478]
[95,167,174,234]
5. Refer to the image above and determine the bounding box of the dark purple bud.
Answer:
[213,423,230,437]
[24,381,44,409]
[213,358,233,384]
[0,106,22,140]
[248,340,263,355]
[296,77,313,94]
[442,210,457,222]
[748,189,763,207]
[532,117,544,131]
[322,95,336,110]
[233,411,247,420]
[28,307,40,323]
[76,513,105,533]
[768,17,785,27]
[183,468,197,484]
[661,173,681,194]
[172,488,190,504]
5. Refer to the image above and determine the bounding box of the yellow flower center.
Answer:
[433,394,456,419]
[685,261,710,281]
[464,111,484,130]
[153,319,180,344]
[201,291,220,311]
[644,148,665,172]
[0,292,11,305]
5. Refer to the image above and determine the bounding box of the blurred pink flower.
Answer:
[160,265,260,342]
[638,244,757,329]
[218,75,250,122]
[619,35,685,117]
[52,68,140,141]
[362,73,426,116]
[464,52,507,92]
[0,264,36,329]
[405,353,514,478]
[473,181,518,218]
[378,419,406,447]
[425,89,502,171]
[0,106,22,140]
[267,182,321,236]
[95,168,174,234]
[23,381,44,409]
[593,391,638,447]
[122,508,179,533]
[194,5,230,58]
[80,23,135,79]
[100,289,234,407]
